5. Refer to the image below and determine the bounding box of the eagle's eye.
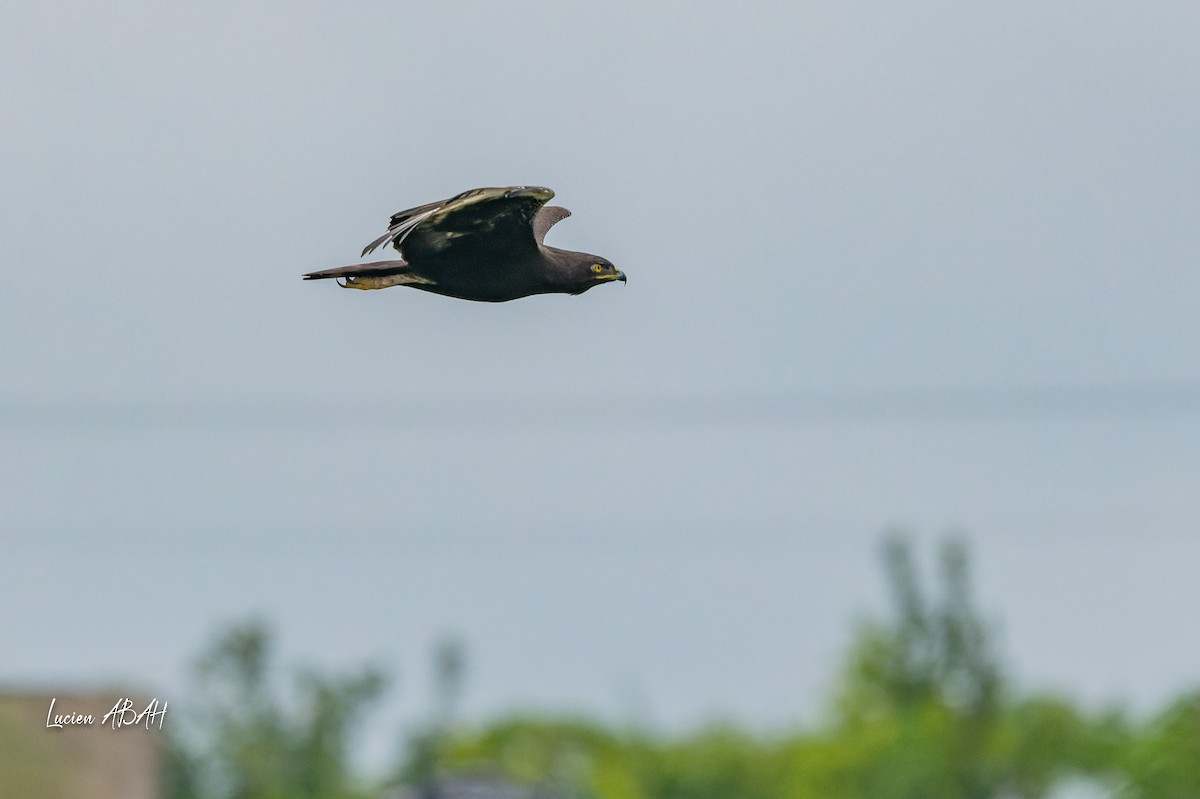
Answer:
[591,263,604,273]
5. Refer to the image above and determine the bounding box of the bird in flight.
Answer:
[303,186,625,302]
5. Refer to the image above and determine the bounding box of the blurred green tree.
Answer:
[426,535,1126,799]
[1121,691,1200,799]
[819,534,1126,799]
[165,537,1199,799]
[823,534,1004,798]
[403,635,468,799]
[165,619,387,799]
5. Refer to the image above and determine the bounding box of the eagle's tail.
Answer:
[301,260,435,291]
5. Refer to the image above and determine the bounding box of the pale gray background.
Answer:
[3,0,1199,755]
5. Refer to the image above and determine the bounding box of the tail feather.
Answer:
[302,259,410,281]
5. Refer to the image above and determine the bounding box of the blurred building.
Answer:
[0,691,162,799]
[385,776,564,799]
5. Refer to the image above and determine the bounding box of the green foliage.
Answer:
[166,619,387,799]
[435,717,626,793]
[822,535,1005,799]
[1121,691,1200,799]
[411,536,1139,799]
[166,538,1200,799]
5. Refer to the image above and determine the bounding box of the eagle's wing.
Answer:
[533,205,571,244]
[361,186,555,262]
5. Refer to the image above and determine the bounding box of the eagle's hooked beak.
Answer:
[616,271,627,284]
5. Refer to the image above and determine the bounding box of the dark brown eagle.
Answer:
[303,186,625,302]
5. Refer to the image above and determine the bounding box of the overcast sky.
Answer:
[3,0,1200,755]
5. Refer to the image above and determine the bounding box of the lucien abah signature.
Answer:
[45,696,167,730]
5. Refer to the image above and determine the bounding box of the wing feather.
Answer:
[360,186,554,263]
[361,202,444,256]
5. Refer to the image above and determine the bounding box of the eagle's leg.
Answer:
[338,274,436,290]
